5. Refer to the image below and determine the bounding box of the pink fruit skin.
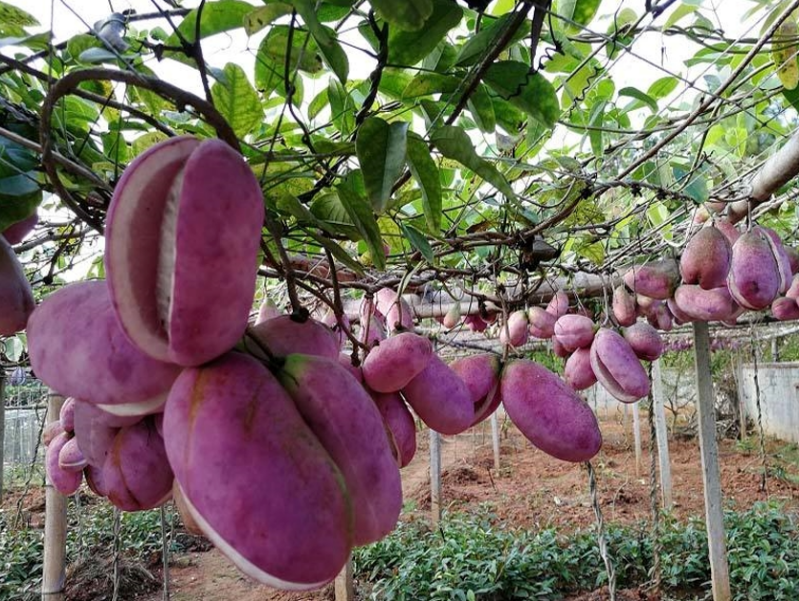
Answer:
[280,355,402,546]
[667,298,693,325]
[2,212,38,245]
[249,315,340,360]
[103,419,173,512]
[785,246,799,275]
[0,235,34,336]
[402,354,474,435]
[622,259,679,300]
[449,354,502,426]
[46,432,82,496]
[255,298,281,324]
[711,219,741,245]
[590,329,650,403]
[499,310,528,347]
[371,391,417,468]
[501,360,602,462]
[622,323,663,361]
[464,314,487,332]
[375,288,414,332]
[164,353,352,590]
[647,303,673,332]
[756,226,792,294]
[564,348,597,391]
[320,310,351,349]
[553,314,596,352]
[787,274,799,300]
[72,401,142,467]
[59,398,76,433]
[674,285,737,322]
[552,337,569,358]
[27,282,181,415]
[727,231,781,310]
[338,353,363,383]
[680,227,732,290]
[105,136,265,367]
[546,291,569,318]
[528,307,556,339]
[58,436,88,472]
[359,316,386,348]
[43,421,64,447]
[85,464,109,497]
[612,286,637,327]
[362,333,432,393]
[772,297,799,321]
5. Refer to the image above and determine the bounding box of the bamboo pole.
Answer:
[0,369,5,503]
[692,322,732,601]
[42,392,67,601]
[430,429,441,526]
[632,403,642,476]
[490,412,501,470]
[334,559,355,601]
[651,360,673,509]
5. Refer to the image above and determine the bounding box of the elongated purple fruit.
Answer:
[499,310,528,347]
[727,231,781,310]
[450,354,502,426]
[622,323,663,361]
[528,306,556,339]
[680,226,732,289]
[612,286,637,327]
[105,136,264,367]
[46,432,82,495]
[564,347,597,391]
[674,285,738,322]
[2,212,38,245]
[371,391,417,468]
[280,354,402,546]
[0,235,34,335]
[546,291,570,318]
[402,354,474,435]
[772,297,799,321]
[164,353,352,589]
[553,314,596,352]
[248,315,340,360]
[58,437,88,472]
[590,329,650,403]
[623,259,679,300]
[27,282,181,416]
[501,360,601,462]
[756,226,792,294]
[362,332,432,393]
[375,288,414,332]
[60,398,76,432]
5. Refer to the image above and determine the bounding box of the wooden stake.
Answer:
[692,322,731,601]
[490,412,501,470]
[632,402,642,476]
[429,429,441,526]
[42,392,67,601]
[651,360,673,509]
[334,558,355,601]
[0,370,5,503]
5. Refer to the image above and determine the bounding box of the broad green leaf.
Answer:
[328,78,356,137]
[647,202,669,227]
[575,239,604,265]
[468,84,496,133]
[370,0,434,31]
[0,174,41,233]
[244,4,292,36]
[484,61,561,128]
[402,73,461,98]
[255,25,323,97]
[308,88,329,121]
[0,32,50,50]
[132,132,169,157]
[647,76,679,100]
[378,68,414,99]
[406,132,442,233]
[773,19,799,90]
[0,1,39,37]
[310,190,360,239]
[663,3,698,29]
[430,125,515,199]
[455,14,515,67]
[388,0,463,66]
[356,118,409,214]
[554,0,602,30]
[336,186,386,271]
[400,222,434,263]
[166,0,252,46]
[290,0,349,83]
[619,86,658,112]
[588,100,606,157]
[211,63,263,138]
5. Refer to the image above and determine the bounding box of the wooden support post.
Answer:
[632,403,642,476]
[334,558,355,601]
[0,370,5,503]
[429,429,441,526]
[652,360,673,509]
[42,392,67,601]
[692,322,732,601]
[490,412,501,470]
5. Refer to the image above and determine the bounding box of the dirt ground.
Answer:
[7,411,799,601]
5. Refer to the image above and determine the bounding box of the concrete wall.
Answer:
[585,366,697,417]
[738,362,799,444]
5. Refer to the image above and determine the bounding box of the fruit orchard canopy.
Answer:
[2,0,799,311]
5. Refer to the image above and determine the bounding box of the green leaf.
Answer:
[290,0,349,83]
[310,191,360,239]
[402,73,461,98]
[244,4,293,36]
[328,79,356,137]
[663,2,698,29]
[336,186,386,271]
[484,62,560,128]
[166,0,252,46]
[773,19,799,90]
[0,1,39,37]
[388,0,463,66]
[0,174,41,233]
[455,14,515,67]
[406,133,442,233]
[647,76,679,100]
[211,63,263,138]
[131,132,169,158]
[554,0,602,30]
[400,222,434,263]
[619,86,658,112]
[430,125,515,199]
[255,25,323,97]
[370,0,434,31]
[588,100,606,157]
[468,84,496,133]
[306,230,365,276]
[356,118,409,214]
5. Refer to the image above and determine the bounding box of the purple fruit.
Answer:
[527,306,556,339]
[58,436,88,472]
[612,286,637,327]
[727,230,781,310]
[2,212,38,245]
[674,285,738,322]
[680,226,732,289]
[249,315,340,360]
[0,235,34,335]
[59,398,76,433]
[46,432,82,496]
[27,282,181,416]
[772,297,799,321]
[564,348,597,391]
[449,354,502,426]
[164,353,352,589]
[553,314,596,352]
[590,329,650,403]
[623,259,679,300]
[371,391,416,468]
[362,332,432,393]
[501,360,602,462]
[622,323,663,361]
[546,291,569,318]
[375,288,414,332]
[402,354,474,435]
[105,136,265,367]
[499,310,528,347]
